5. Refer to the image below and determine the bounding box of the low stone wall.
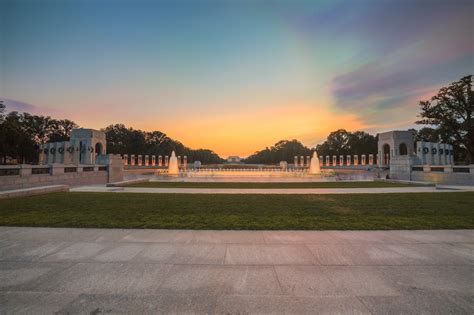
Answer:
[388,155,474,185]
[0,155,124,191]
[411,170,474,185]
[0,185,69,199]
[0,165,108,191]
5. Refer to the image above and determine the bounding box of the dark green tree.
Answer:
[0,112,37,164]
[102,124,223,164]
[416,75,474,163]
[316,129,377,157]
[48,119,79,142]
[244,139,312,164]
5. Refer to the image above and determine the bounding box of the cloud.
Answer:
[0,98,65,117]
[328,0,473,123]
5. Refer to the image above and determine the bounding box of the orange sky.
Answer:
[144,104,366,157]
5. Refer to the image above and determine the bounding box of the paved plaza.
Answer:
[0,227,473,313]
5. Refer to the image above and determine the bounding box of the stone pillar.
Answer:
[449,145,454,165]
[319,156,323,166]
[183,156,187,169]
[306,156,310,167]
[325,155,330,167]
[368,154,373,165]
[130,154,135,166]
[83,140,94,165]
[332,155,337,166]
[106,154,124,183]
[440,144,447,165]
[62,141,73,164]
[433,143,440,165]
[294,156,298,167]
[177,156,182,167]
[354,155,358,166]
[123,154,128,166]
[346,155,351,166]
[416,141,425,164]
[151,155,156,166]
[145,155,149,166]
[50,164,64,176]
[72,143,80,165]
[165,155,169,167]
[361,155,366,165]
[339,155,344,166]
[137,155,142,166]
[426,142,433,165]
[49,144,56,164]
[158,155,162,167]
[38,148,45,165]
[300,156,305,167]
[19,164,33,176]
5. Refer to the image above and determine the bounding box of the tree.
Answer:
[411,127,441,143]
[21,113,52,145]
[416,75,474,163]
[0,112,37,164]
[102,124,224,164]
[315,129,377,157]
[48,119,79,142]
[0,100,5,122]
[244,139,312,164]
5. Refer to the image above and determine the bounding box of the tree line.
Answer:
[245,75,473,164]
[0,103,78,164]
[243,140,313,164]
[243,130,378,164]
[0,103,223,164]
[1,75,471,164]
[103,124,223,164]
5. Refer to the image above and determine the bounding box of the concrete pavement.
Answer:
[0,227,473,314]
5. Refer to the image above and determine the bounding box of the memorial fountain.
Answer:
[167,151,179,175]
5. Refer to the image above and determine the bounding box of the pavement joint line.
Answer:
[355,296,377,315]
[0,260,470,267]
[271,265,286,294]
[1,240,473,245]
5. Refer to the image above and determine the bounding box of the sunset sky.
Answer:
[1,0,473,157]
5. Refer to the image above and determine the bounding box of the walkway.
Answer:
[1,227,472,313]
[71,185,474,194]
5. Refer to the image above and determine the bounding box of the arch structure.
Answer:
[39,128,107,165]
[377,130,414,167]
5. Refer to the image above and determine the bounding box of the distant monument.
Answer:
[227,156,241,163]
[168,151,179,175]
[309,151,321,175]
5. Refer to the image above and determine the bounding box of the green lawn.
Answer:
[0,192,473,230]
[126,181,425,189]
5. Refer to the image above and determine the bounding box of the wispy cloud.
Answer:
[1,98,65,117]
[329,0,473,124]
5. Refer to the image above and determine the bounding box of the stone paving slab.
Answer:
[0,227,473,314]
[225,244,317,265]
[214,295,371,314]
